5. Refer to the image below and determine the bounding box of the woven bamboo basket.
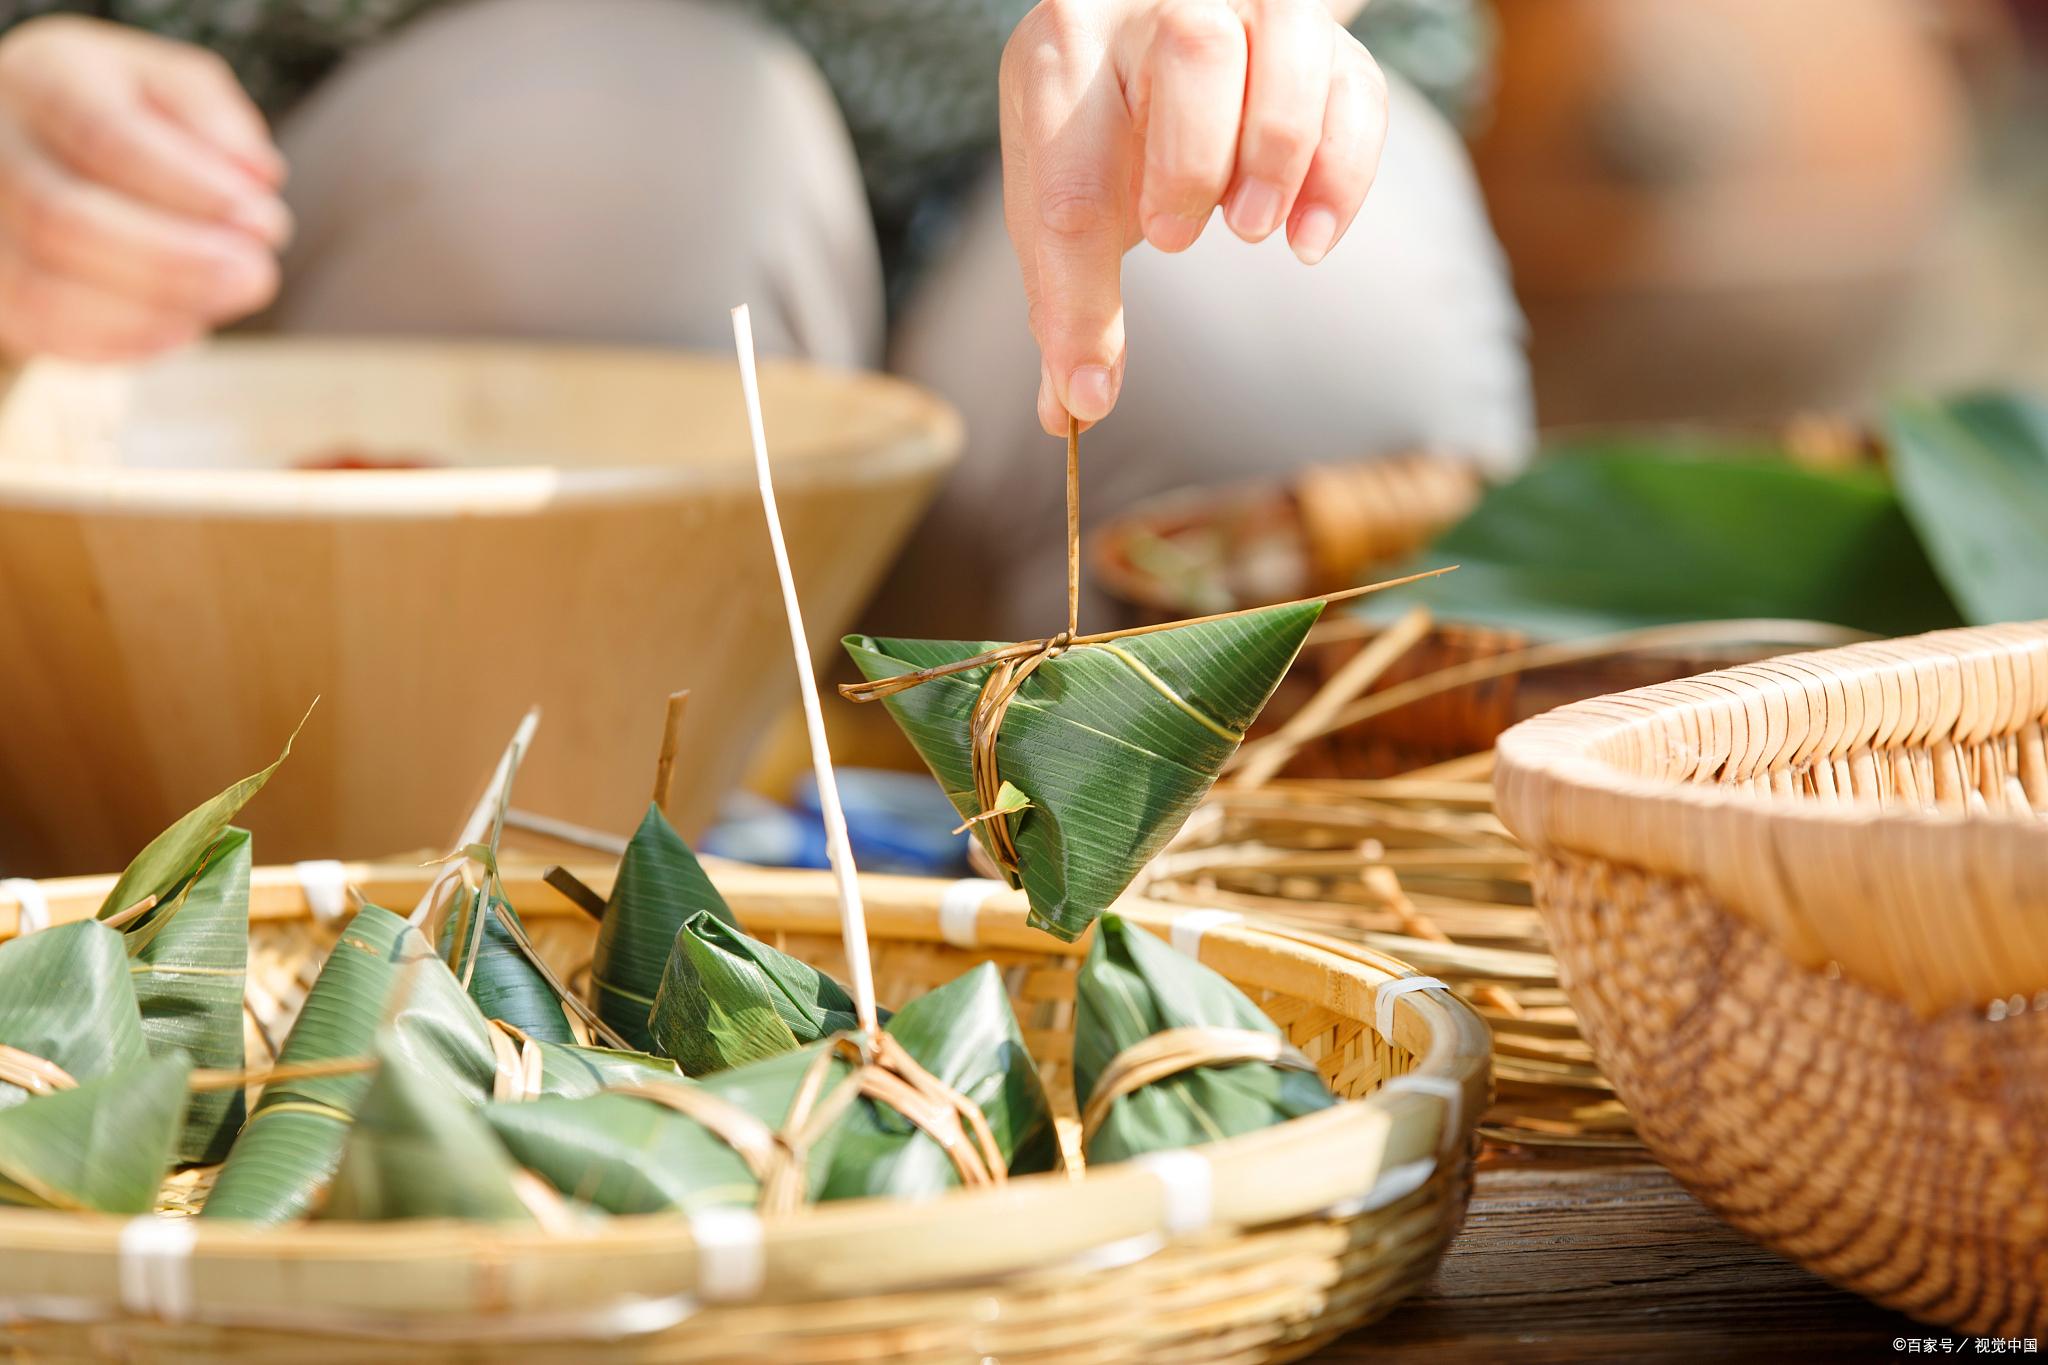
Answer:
[1493,621,2048,1334]
[0,860,1489,1361]
[1090,453,1784,775]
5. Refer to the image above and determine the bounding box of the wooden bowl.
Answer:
[0,339,960,875]
[1494,623,2048,1333]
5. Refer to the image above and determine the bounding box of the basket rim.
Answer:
[0,337,963,519]
[1493,620,2048,1015]
[0,859,1489,1333]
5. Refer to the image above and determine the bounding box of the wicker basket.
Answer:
[1493,622,2048,1334]
[0,861,1489,1361]
[1090,453,1780,775]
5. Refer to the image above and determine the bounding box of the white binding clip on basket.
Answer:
[117,1216,196,1323]
[1,878,49,936]
[1170,909,1242,960]
[938,878,1004,951]
[1379,1074,1465,1156]
[1373,975,1447,1043]
[1134,1149,1214,1239]
[293,861,351,924]
[689,1206,766,1304]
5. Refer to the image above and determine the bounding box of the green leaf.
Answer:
[488,1044,843,1216]
[0,919,151,1110]
[1074,916,1333,1166]
[437,890,577,1044]
[819,962,1058,1200]
[1377,445,1963,639]
[522,1040,683,1098]
[203,904,495,1224]
[591,803,736,1052]
[648,909,865,1074]
[0,1054,191,1212]
[98,708,306,919]
[846,600,1321,941]
[990,782,1033,816]
[125,828,250,1163]
[1884,392,2048,625]
[320,1038,537,1223]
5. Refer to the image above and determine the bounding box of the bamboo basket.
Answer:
[0,860,1489,1361]
[0,338,959,877]
[1493,621,2048,1334]
[1090,453,1776,775]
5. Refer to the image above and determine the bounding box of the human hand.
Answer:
[0,16,289,363]
[1000,0,1388,435]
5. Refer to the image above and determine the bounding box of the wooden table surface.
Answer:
[1322,1147,1929,1363]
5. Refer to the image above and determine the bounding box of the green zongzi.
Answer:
[0,919,150,1109]
[648,908,867,1074]
[844,600,1321,941]
[0,1054,190,1212]
[1073,915,1334,1165]
[590,803,737,1051]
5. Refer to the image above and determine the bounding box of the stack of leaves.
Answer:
[844,600,1323,942]
[1377,391,2048,638]
[1073,916,1335,1166]
[590,804,737,1051]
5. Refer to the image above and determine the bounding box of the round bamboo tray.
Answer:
[0,861,1489,1361]
[1090,453,1778,775]
[1493,622,2048,1334]
[0,339,959,877]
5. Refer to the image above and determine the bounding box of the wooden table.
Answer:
[1324,1148,1926,1363]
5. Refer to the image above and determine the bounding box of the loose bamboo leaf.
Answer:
[648,909,865,1074]
[0,920,150,1110]
[488,1043,843,1216]
[99,709,305,919]
[125,828,250,1163]
[1378,444,1963,639]
[591,803,737,1051]
[0,1054,190,1212]
[846,602,1321,941]
[820,962,1058,1199]
[1884,391,2048,625]
[1074,916,1333,1165]
[437,889,577,1043]
[321,1039,536,1223]
[203,905,495,1224]
[523,1040,683,1098]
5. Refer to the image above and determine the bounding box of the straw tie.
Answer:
[1080,1027,1319,1145]
[487,1021,546,1103]
[0,1042,76,1096]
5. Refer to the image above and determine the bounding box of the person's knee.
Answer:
[273,0,881,360]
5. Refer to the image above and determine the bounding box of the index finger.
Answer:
[1011,9,1134,431]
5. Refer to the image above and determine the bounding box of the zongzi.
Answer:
[844,600,1321,941]
[648,908,867,1074]
[590,803,737,1051]
[0,1054,191,1212]
[0,919,150,1110]
[1073,915,1334,1165]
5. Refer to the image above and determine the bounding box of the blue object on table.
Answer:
[701,769,971,877]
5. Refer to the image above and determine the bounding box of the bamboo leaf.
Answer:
[522,1040,683,1098]
[98,708,306,919]
[1381,444,1963,639]
[0,920,150,1110]
[820,962,1059,1199]
[437,889,577,1043]
[126,828,250,1163]
[846,601,1321,941]
[203,905,495,1224]
[1074,916,1333,1165]
[591,803,736,1052]
[488,1044,843,1216]
[0,1054,190,1212]
[321,1038,536,1223]
[1884,391,2048,625]
[648,909,865,1074]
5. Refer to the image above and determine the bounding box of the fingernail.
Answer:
[1066,365,1115,423]
[1143,211,1205,253]
[229,196,293,248]
[1226,179,1286,241]
[1291,206,1339,265]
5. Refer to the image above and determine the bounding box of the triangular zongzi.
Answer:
[845,601,1321,940]
[648,908,867,1074]
[439,886,578,1044]
[0,1054,191,1212]
[1073,915,1334,1165]
[0,919,150,1110]
[590,803,738,1051]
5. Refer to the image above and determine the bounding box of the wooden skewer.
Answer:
[733,304,881,1038]
[543,865,608,921]
[101,893,159,931]
[652,690,690,820]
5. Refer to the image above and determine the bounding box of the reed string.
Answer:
[1078,1027,1317,1145]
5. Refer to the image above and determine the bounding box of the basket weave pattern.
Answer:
[0,863,1489,1362]
[1496,623,2048,1335]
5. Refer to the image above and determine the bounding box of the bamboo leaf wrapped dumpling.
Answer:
[591,803,738,1051]
[844,600,1322,941]
[0,919,151,1109]
[1074,915,1335,1165]
[439,887,578,1044]
[0,1054,191,1212]
[648,908,868,1074]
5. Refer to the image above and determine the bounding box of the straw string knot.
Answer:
[1080,1026,1319,1146]
[0,1041,77,1096]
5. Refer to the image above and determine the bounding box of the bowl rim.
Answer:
[0,859,1490,1332]
[1494,620,2048,1015]
[0,338,964,519]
